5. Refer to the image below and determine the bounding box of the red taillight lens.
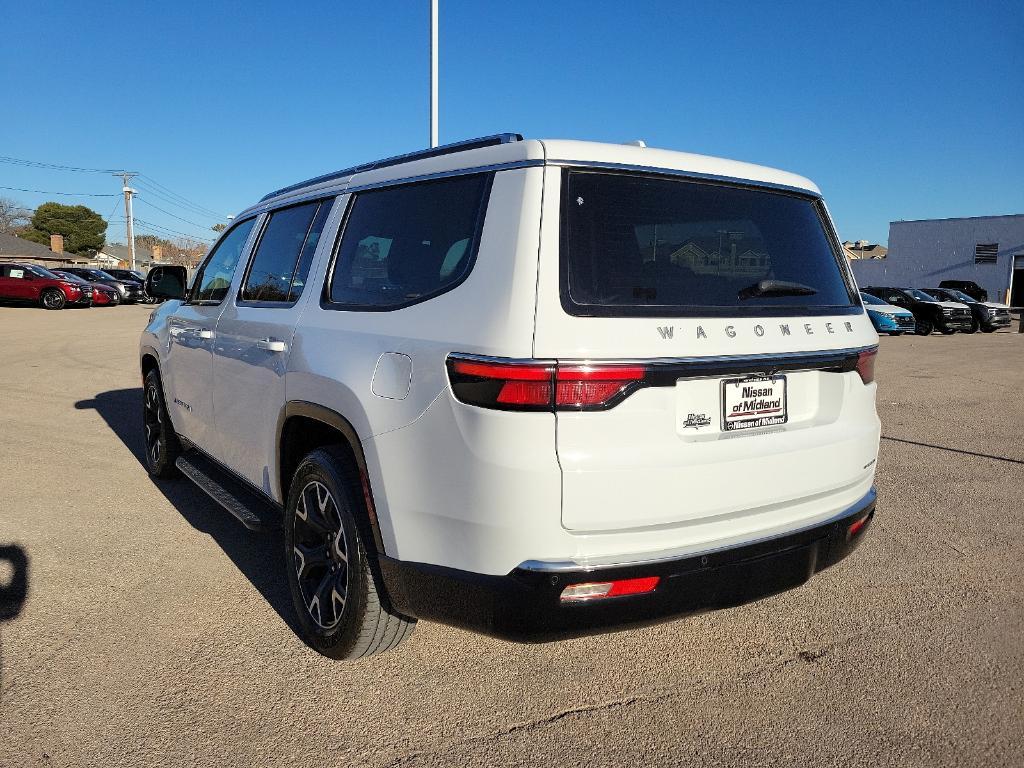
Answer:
[560,576,660,602]
[555,365,647,408]
[447,356,649,411]
[856,348,877,384]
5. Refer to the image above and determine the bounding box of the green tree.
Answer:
[20,202,107,255]
[211,222,227,233]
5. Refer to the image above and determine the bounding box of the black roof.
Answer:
[260,133,523,202]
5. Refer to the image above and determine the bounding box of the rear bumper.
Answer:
[379,488,876,642]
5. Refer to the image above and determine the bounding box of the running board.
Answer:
[175,452,281,532]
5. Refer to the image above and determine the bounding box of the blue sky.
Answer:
[1,0,1021,246]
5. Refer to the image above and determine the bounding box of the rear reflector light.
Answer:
[848,513,871,538]
[560,576,660,602]
[856,348,877,384]
[448,356,648,411]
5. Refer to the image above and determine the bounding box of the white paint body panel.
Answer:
[143,138,880,578]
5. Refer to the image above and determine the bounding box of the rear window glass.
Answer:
[327,174,490,309]
[561,170,857,317]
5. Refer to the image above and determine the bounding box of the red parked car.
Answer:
[51,270,120,306]
[0,263,89,309]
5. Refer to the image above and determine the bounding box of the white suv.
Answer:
[141,134,880,660]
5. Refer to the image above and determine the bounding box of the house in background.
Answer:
[94,243,156,268]
[843,240,888,260]
[0,232,92,266]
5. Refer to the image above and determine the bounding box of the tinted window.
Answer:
[328,174,490,309]
[561,171,856,317]
[241,199,332,303]
[193,218,256,303]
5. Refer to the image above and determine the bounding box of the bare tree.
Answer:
[0,197,31,234]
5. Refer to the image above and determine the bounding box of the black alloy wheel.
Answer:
[966,318,979,334]
[285,447,415,660]
[41,289,66,310]
[914,318,933,336]
[143,369,181,478]
[291,479,351,632]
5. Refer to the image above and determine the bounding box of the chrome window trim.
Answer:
[242,157,821,219]
[546,158,822,198]
[518,488,876,573]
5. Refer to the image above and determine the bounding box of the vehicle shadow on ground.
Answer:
[74,388,301,635]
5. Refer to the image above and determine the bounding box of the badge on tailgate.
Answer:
[721,375,787,431]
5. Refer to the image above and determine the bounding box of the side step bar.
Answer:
[175,452,281,532]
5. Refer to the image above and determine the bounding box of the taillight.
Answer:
[560,576,660,602]
[447,356,648,411]
[856,347,877,384]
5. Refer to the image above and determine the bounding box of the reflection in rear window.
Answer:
[561,171,857,317]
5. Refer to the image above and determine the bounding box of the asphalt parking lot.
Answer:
[1,305,1022,767]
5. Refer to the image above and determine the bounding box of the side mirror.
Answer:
[146,266,188,300]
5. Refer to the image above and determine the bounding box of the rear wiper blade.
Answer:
[738,279,818,301]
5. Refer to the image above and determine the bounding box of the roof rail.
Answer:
[260,133,524,202]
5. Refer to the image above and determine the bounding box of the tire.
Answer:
[914,318,932,336]
[40,289,66,310]
[143,368,182,478]
[981,326,998,333]
[965,318,979,334]
[285,446,415,660]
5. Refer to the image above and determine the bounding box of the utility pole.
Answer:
[430,0,438,148]
[115,172,138,270]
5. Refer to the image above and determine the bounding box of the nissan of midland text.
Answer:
[140,136,880,660]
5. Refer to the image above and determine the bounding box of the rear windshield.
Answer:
[860,292,886,306]
[560,170,857,317]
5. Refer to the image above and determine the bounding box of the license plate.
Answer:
[721,375,787,431]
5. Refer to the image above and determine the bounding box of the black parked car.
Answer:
[938,280,988,302]
[862,286,973,335]
[60,267,145,304]
[925,287,1012,333]
[103,268,157,303]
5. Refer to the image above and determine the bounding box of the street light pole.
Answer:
[430,0,438,148]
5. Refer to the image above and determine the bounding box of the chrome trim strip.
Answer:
[546,158,822,198]
[518,487,876,573]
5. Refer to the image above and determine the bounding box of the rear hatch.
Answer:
[533,167,880,536]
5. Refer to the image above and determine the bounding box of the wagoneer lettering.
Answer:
[141,135,880,660]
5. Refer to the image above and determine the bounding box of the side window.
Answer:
[192,218,257,303]
[240,198,333,303]
[328,173,490,309]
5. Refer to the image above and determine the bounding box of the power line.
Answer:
[133,217,214,242]
[132,180,224,221]
[137,174,227,219]
[0,185,118,197]
[135,196,217,230]
[0,155,130,174]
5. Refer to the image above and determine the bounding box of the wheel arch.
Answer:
[276,401,386,557]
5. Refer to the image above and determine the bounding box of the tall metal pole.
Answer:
[430,0,438,148]
[116,172,137,270]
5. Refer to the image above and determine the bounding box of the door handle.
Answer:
[169,326,186,338]
[256,337,287,353]
[196,329,214,340]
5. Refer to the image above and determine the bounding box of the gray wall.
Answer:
[850,215,1024,303]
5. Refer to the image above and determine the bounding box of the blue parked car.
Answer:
[861,292,916,335]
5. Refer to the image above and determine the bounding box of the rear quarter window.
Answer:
[561,170,857,317]
[325,173,492,311]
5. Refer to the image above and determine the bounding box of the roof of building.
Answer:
[0,232,61,260]
[98,242,155,264]
[843,241,888,260]
[246,135,821,215]
[891,213,1024,225]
